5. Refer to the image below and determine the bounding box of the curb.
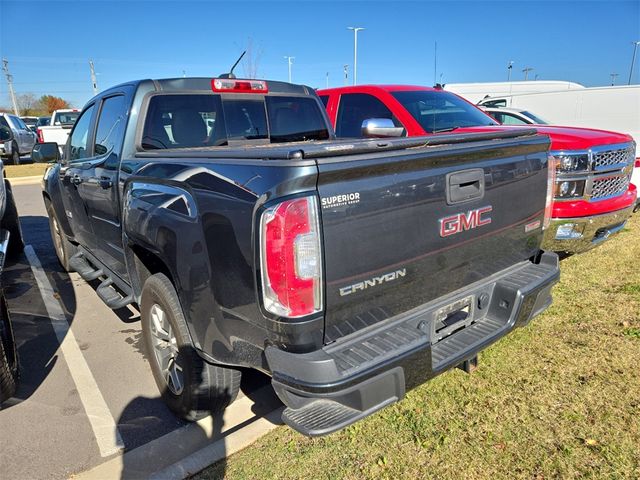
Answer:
[7,175,42,186]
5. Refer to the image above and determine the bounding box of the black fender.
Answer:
[121,179,268,368]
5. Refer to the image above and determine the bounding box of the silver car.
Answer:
[0,113,37,164]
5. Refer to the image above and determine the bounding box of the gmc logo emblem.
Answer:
[439,206,493,237]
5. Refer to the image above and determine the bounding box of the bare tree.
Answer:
[241,37,263,79]
[17,93,38,116]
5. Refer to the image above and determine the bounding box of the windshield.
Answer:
[55,111,80,125]
[521,111,549,125]
[391,90,497,133]
[142,94,329,150]
[37,117,51,126]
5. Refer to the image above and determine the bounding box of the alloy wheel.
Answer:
[149,303,183,395]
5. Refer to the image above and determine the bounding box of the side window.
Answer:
[9,116,26,130]
[500,113,528,125]
[319,95,329,108]
[95,96,127,156]
[68,105,95,162]
[336,93,401,138]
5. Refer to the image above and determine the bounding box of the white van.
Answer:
[445,80,585,104]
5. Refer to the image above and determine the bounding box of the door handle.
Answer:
[99,177,113,189]
[71,174,82,185]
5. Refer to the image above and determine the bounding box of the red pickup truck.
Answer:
[318,85,637,254]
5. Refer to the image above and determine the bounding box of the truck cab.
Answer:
[318,85,637,254]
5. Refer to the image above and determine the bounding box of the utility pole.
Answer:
[522,67,533,81]
[610,73,619,86]
[507,60,514,82]
[89,60,98,95]
[433,41,437,86]
[347,27,364,85]
[284,56,294,83]
[2,58,20,116]
[343,64,349,86]
[628,41,640,85]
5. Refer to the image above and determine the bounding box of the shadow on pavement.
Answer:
[2,215,78,408]
[118,360,281,479]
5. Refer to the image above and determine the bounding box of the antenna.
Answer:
[220,51,246,79]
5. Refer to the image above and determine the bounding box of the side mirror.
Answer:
[361,118,405,138]
[32,142,60,163]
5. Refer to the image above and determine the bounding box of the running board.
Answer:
[69,253,104,281]
[96,278,134,310]
[70,249,134,310]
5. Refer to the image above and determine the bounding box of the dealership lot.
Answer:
[0,183,281,479]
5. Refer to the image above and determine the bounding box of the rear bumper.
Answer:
[266,252,560,436]
[542,205,634,254]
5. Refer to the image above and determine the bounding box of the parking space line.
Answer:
[25,245,124,458]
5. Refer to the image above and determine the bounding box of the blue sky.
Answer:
[1,0,639,108]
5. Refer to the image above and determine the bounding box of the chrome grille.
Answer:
[592,145,635,171]
[590,175,630,200]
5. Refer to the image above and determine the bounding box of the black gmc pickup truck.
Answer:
[35,77,559,436]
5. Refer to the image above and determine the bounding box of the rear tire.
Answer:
[3,180,24,260]
[44,199,76,271]
[141,273,241,420]
[0,292,18,406]
[8,143,20,166]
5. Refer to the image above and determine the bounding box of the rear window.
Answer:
[55,111,80,125]
[141,93,329,150]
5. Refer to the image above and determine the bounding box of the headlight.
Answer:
[554,180,586,199]
[555,154,589,173]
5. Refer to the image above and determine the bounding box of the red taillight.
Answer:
[211,78,268,94]
[260,196,322,318]
[635,158,640,168]
[37,128,44,143]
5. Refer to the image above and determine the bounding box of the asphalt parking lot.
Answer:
[0,181,283,479]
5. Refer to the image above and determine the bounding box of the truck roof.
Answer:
[101,77,314,98]
[318,85,438,95]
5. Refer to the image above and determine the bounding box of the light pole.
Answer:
[326,72,329,88]
[522,67,533,81]
[507,60,514,82]
[628,41,640,85]
[610,73,619,86]
[347,27,364,85]
[284,56,294,83]
[343,64,349,86]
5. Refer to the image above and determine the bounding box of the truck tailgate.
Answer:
[316,133,550,344]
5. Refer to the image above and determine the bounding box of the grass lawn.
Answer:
[4,162,50,179]
[195,213,640,480]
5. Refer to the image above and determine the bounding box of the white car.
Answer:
[0,113,38,164]
[36,109,80,151]
[480,106,549,125]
